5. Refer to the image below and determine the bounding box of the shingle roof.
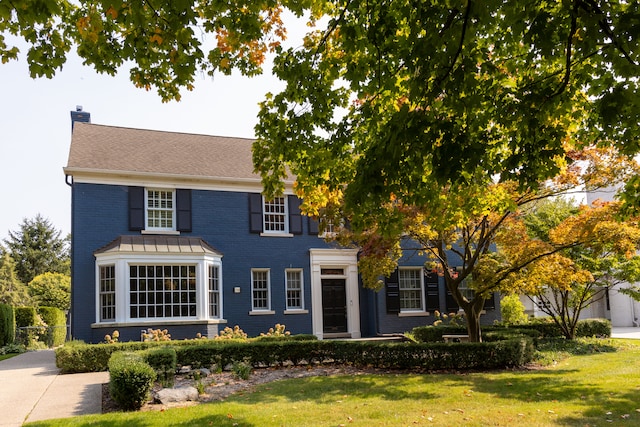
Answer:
[94,235,222,256]
[66,122,278,182]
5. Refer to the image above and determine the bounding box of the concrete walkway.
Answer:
[0,350,108,426]
[0,327,638,425]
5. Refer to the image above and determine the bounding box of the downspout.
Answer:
[65,174,73,187]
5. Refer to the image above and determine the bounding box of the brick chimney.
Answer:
[70,105,91,131]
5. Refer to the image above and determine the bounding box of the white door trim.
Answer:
[309,248,360,339]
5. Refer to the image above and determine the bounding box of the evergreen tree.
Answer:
[3,215,70,285]
[0,252,31,307]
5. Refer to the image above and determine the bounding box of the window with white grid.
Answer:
[262,197,288,233]
[285,269,303,310]
[208,264,220,318]
[99,265,116,321]
[399,268,424,311]
[146,189,175,230]
[129,265,196,318]
[251,269,270,310]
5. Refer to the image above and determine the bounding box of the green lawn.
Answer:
[0,353,17,362]
[26,339,640,427]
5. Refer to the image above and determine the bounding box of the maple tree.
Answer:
[334,147,639,342]
[506,198,640,339]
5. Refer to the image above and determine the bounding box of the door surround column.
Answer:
[309,248,360,339]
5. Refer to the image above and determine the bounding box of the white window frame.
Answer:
[285,269,307,313]
[399,267,425,313]
[129,264,197,319]
[94,253,223,326]
[208,264,221,319]
[145,188,176,231]
[99,265,116,322]
[250,269,274,315]
[262,196,288,234]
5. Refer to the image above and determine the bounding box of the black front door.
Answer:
[322,278,347,333]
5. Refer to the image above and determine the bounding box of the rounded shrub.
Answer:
[108,351,156,410]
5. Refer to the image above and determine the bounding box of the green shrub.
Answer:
[15,306,37,328]
[232,360,252,380]
[575,318,611,337]
[38,306,66,347]
[500,294,529,325]
[410,325,468,342]
[142,347,176,387]
[57,334,534,374]
[0,304,15,346]
[108,352,156,410]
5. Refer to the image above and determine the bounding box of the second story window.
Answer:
[146,189,175,231]
[263,197,288,233]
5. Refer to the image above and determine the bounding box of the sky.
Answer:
[0,22,308,242]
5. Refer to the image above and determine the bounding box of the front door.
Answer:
[322,278,347,333]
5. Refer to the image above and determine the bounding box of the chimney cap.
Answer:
[76,105,83,112]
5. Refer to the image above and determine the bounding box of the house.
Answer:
[63,110,500,343]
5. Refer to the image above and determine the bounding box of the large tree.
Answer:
[3,215,70,285]
[3,2,640,191]
[503,197,640,338]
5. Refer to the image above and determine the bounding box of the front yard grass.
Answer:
[26,339,640,427]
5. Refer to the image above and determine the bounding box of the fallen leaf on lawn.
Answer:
[427,417,434,422]
[347,416,353,422]
[518,414,524,417]
[454,409,464,413]
[227,413,234,419]
[548,410,555,414]
[606,412,613,415]
[621,414,630,419]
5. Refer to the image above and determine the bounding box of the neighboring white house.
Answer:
[520,186,640,327]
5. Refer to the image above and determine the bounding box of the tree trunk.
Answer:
[462,298,486,342]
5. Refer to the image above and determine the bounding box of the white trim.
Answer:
[92,319,228,328]
[398,311,430,317]
[65,168,296,194]
[309,248,360,340]
[285,268,305,311]
[145,188,176,232]
[284,309,309,315]
[259,233,294,238]
[249,310,276,315]
[398,267,425,313]
[251,268,272,312]
[141,230,181,235]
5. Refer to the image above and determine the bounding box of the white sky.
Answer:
[0,20,310,242]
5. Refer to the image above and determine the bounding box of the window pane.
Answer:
[286,270,303,310]
[129,264,196,319]
[99,265,116,321]
[263,197,287,232]
[399,269,423,311]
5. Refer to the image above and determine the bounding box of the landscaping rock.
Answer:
[154,386,199,404]
[198,367,211,377]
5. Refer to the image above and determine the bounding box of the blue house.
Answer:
[64,110,499,343]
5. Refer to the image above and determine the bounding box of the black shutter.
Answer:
[385,269,400,314]
[129,186,145,231]
[425,271,440,311]
[445,288,459,312]
[176,189,192,232]
[288,195,303,234]
[308,217,319,235]
[248,193,263,233]
[483,293,496,310]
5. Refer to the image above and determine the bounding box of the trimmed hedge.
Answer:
[0,304,15,346]
[38,307,66,347]
[411,319,610,343]
[57,337,535,373]
[15,306,37,328]
[108,352,156,410]
[142,347,177,386]
[502,318,611,338]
